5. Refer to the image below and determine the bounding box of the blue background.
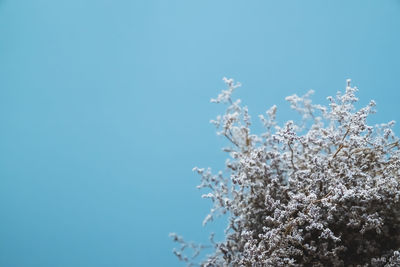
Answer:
[1,1,399,266]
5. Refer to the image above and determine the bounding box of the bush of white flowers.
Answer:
[171,78,400,266]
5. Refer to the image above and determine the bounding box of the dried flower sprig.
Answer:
[172,78,400,266]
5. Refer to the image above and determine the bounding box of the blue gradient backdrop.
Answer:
[1,1,400,266]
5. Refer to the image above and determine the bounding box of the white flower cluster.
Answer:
[172,78,400,266]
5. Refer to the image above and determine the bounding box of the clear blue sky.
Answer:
[1,1,400,266]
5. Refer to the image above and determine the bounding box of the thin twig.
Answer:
[224,133,239,147]
[341,128,350,141]
[288,142,296,171]
[332,128,350,158]
[386,141,399,150]
[332,144,345,158]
